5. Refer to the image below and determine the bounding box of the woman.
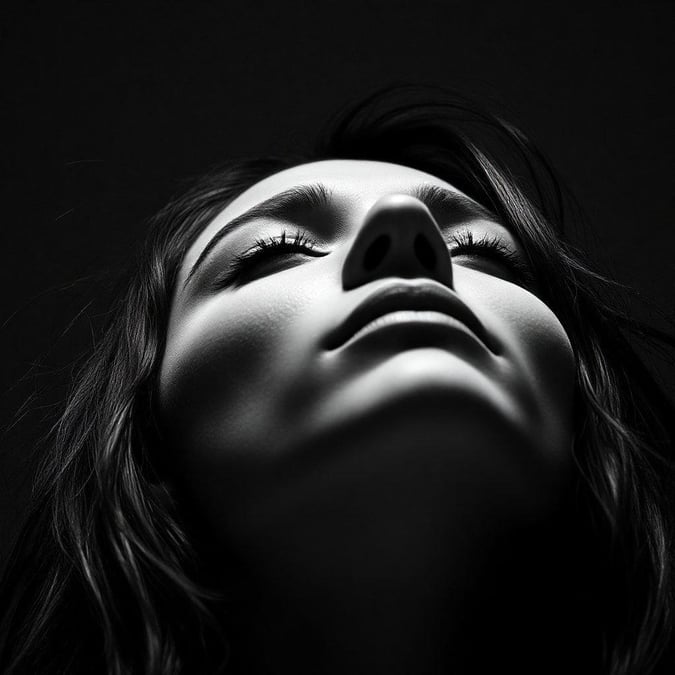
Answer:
[1,85,673,674]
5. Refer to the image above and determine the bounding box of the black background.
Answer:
[1,1,674,570]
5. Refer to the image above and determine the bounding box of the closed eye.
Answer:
[213,230,327,288]
[213,228,536,290]
[449,230,536,288]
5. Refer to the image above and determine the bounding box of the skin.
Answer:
[157,160,577,673]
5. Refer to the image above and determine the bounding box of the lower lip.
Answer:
[340,310,484,351]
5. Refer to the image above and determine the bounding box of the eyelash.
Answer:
[449,230,535,285]
[220,228,535,287]
[225,230,323,278]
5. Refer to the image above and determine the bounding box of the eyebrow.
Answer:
[411,184,497,224]
[184,181,499,288]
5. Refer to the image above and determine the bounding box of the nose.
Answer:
[342,195,454,291]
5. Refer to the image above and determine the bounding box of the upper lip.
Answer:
[322,281,493,351]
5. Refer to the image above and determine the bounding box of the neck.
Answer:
[218,512,595,675]
[199,418,594,673]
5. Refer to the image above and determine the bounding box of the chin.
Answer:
[278,347,570,512]
[312,347,515,440]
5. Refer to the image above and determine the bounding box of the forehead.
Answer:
[225,159,458,215]
[184,159,463,267]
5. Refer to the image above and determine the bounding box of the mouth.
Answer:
[322,281,494,353]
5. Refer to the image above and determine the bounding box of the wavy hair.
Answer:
[1,85,674,674]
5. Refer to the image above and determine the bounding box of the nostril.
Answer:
[414,234,436,271]
[363,234,390,271]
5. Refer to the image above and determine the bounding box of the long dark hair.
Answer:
[1,85,673,674]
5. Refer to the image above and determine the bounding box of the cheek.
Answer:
[158,292,297,458]
[507,298,575,453]
[457,274,576,460]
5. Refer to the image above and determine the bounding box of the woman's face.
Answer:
[158,160,576,569]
